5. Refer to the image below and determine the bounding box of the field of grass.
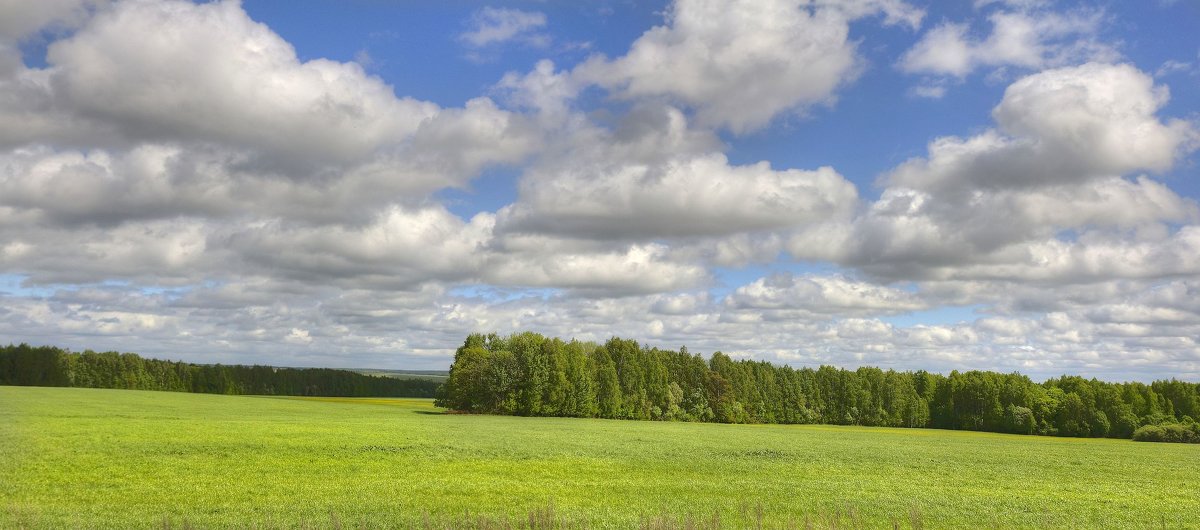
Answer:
[2,386,1197,529]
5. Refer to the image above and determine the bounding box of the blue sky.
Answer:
[1,0,1199,381]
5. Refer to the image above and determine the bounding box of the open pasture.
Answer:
[1,386,1196,528]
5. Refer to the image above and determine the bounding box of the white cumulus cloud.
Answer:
[575,0,922,133]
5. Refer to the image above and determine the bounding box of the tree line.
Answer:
[436,332,1200,442]
[0,343,440,398]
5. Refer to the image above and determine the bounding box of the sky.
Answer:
[1,0,1199,381]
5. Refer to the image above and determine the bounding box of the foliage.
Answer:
[1131,422,1200,443]
[0,343,439,398]
[438,332,1200,441]
[3,387,1198,528]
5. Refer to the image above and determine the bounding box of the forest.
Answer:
[0,344,439,398]
[437,332,1200,442]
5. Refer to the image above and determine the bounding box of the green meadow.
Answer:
[2,386,1197,529]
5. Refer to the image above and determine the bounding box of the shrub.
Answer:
[1131,423,1200,443]
[1005,404,1035,434]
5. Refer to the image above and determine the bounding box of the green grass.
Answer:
[2,387,1197,529]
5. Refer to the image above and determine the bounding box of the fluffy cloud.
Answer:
[900,8,1115,80]
[0,64,110,148]
[831,177,1198,282]
[916,227,1200,284]
[990,63,1190,176]
[507,153,854,239]
[2,0,537,196]
[725,273,927,317]
[496,59,578,123]
[821,63,1198,280]
[0,145,230,226]
[0,0,543,228]
[222,206,492,290]
[497,105,857,244]
[0,100,538,227]
[482,240,710,296]
[575,0,922,133]
[460,7,548,48]
[44,0,437,166]
[0,0,107,41]
[0,218,215,285]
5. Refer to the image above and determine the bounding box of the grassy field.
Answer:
[1,387,1197,529]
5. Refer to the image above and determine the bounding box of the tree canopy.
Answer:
[436,332,1200,442]
[0,344,439,398]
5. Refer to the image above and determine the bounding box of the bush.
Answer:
[1005,404,1035,435]
[1110,410,1140,439]
[1132,425,1165,442]
[1131,423,1200,443]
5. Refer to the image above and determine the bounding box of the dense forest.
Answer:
[437,332,1200,442]
[0,344,440,398]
